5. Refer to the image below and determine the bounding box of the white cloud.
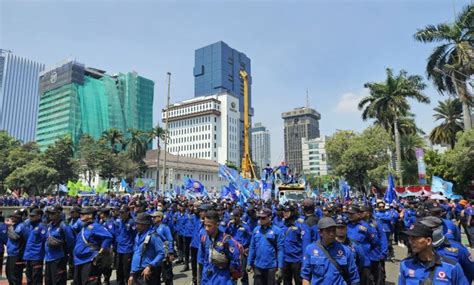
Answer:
[335,89,369,114]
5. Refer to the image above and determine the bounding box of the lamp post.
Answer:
[162,72,171,196]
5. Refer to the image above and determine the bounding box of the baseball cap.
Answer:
[150,211,163,218]
[403,221,433,238]
[9,210,22,218]
[135,213,152,225]
[257,208,272,218]
[29,209,43,217]
[79,207,97,215]
[318,217,337,229]
[347,205,360,214]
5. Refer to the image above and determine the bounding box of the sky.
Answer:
[1,0,471,165]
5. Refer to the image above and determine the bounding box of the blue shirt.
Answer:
[130,229,165,273]
[281,220,311,263]
[23,222,47,261]
[435,240,474,283]
[301,241,360,285]
[226,221,251,249]
[45,222,75,262]
[442,218,461,242]
[197,230,241,285]
[156,223,174,254]
[115,217,136,254]
[247,225,284,269]
[7,221,30,257]
[0,222,8,249]
[398,253,469,285]
[191,219,204,249]
[347,221,377,264]
[73,222,113,266]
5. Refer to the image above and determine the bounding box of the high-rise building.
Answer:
[282,107,321,174]
[36,59,154,150]
[251,123,271,171]
[302,136,330,176]
[194,41,253,160]
[162,91,241,167]
[0,49,45,142]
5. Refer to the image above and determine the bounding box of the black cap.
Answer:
[198,204,212,211]
[257,208,272,218]
[119,205,130,213]
[335,215,346,227]
[79,207,97,215]
[347,205,360,214]
[424,201,444,213]
[419,216,443,229]
[29,209,43,217]
[359,205,371,212]
[403,221,433,237]
[135,213,152,225]
[230,209,241,217]
[318,217,337,229]
[9,210,22,218]
[99,208,111,215]
[284,204,295,212]
[70,206,81,213]
[45,205,61,214]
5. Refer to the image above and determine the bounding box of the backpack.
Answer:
[200,233,244,280]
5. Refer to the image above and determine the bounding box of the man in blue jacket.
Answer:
[44,205,75,285]
[129,213,165,285]
[73,207,113,285]
[115,205,136,285]
[151,211,175,285]
[301,217,360,285]
[6,209,30,285]
[398,221,469,284]
[226,208,251,285]
[247,208,284,285]
[23,208,48,285]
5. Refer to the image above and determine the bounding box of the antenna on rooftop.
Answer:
[306,89,310,108]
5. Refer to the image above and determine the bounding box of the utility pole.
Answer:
[162,72,171,196]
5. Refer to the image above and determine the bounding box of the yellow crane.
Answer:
[240,70,257,180]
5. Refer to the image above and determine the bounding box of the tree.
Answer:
[429,98,464,149]
[0,131,21,191]
[149,124,165,191]
[359,68,429,185]
[78,134,100,186]
[414,5,474,130]
[326,126,393,192]
[101,128,124,155]
[5,159,58,195]
[43,135,79,185]
[127,128,148,162]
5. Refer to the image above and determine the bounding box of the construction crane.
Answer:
[240,70,257,180]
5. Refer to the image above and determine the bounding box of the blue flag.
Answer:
[384,174,397,204]
[431,176,453,197]
[219,164,238,183]
[339,178,350,201]
[184,177,208,197]
[58,184,68,193]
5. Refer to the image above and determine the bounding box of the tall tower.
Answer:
[194,41,253,161]
[250,123,271,173]
[282,107,321,174]
[0,49,45,142]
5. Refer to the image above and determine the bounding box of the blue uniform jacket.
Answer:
[247,224,284,269]
[156,223,174,254]
[7,221,30,257]
[435,240,474,283]
[225,221,251,248]
[442,218,461,242]
[398,253,469,285]
[281,220,311,263]
[403,209,416,229]
[45,222,75,262]
[176,212,192,237]
[301,241,360,285]
[191,219,204,249]
[23,222,47,261]
[367,219,387,261]
[374,210,392,232]
[0,222,8,251]
[115,217,136,254]
[197,230,241,285]
[130,228,165,273]
[163,211,175,234]
[272,217,285,229]
[73,222,113,266]
[347,221,377,266]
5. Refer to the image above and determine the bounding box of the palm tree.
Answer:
[101,128,124,155]
[414,4,474,130]
[148,124,166,191]
[127,128,148,162]
[359,68,429,185]
[429,98,464,149]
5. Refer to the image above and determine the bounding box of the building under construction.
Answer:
[36,59,154,150]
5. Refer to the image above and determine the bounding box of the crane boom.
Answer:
[240,70,257,179]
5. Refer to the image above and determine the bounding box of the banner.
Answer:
[415,148,427,185]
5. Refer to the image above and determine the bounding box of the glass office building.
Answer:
[36,60,154,151]
[0,49,45,142]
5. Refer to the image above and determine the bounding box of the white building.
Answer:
[143,149,227,194]
[251,122,271,171]
[302,136,330,176]
[162,91,241,167]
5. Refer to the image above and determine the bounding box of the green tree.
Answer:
[5,159,58,195]
[359,68,429,185]
[101,128,125,154]
[326,126,392,192]
[414,5,474,130]
[127,128,148,162]
[78,134,100,186]
[0,131,21,191]
[429,98,464,149]
[43,135,79,184]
